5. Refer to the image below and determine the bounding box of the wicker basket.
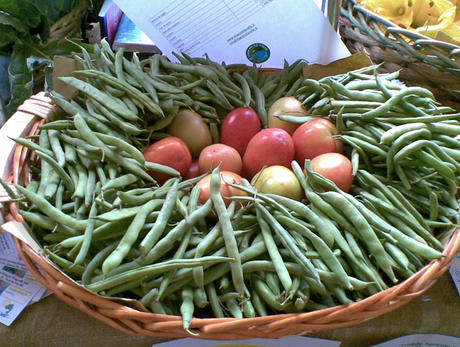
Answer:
[1,93,460,339]
[340,0,460,107]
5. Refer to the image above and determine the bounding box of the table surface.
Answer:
[1,272,459,347]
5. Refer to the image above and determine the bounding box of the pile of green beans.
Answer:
[5,41,458,334]
[294,66,460,235]
[59,39,306,148]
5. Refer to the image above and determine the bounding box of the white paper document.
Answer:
[113,0,350,67]
[0,232,46,326]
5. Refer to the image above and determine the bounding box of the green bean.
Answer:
[385,128,433,178]
[102,198,163,274]
[180,286,196,335]
[47,129,66,167]
[140,198,213,265]
[257,210,292,293]
[253,276,287,312]
[95,132,145,164]
[72,164,87,200]
[140,180,179,255]
[144,161,181,178]
[256,204,321,284]
[140,287,158,307]
[102,173,139,191]
[341,135,387,157]
[89,99,144,136]
[43,171,60,200]
[59,76,136,120]
[84,170,97,207]
[358,170,431,232]
[73,114,154,182]
[276,214,352,290]
[321,191,396,282]
[158,225,193,300]
[209,167,245,297]
[380,123,428,145]
[88,256,231,292]
[428,121,460,136]
[192,222,222,289]
[72,69,163,117]
[16,185,89,230]
[194,287,209,309]
[266,181,335,248]
[160,55,218,82]
[341,191,444,260]
[375,114,460,124]
[81,241,117,285]
[63,142,77,164]
[45,249,85,276]
[233,72,251,107]
[73,202,98,266]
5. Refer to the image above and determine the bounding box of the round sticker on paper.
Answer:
[246,43,270,64]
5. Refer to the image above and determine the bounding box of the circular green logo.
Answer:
[246,43,270,64]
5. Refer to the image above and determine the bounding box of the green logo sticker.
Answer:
[246,43,270,64]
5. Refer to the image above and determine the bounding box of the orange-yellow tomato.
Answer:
[252,165,303,201]
[267,96,308,135]
[169,109,212,157]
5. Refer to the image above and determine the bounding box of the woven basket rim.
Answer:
[341,0,460,49]
[2,93,460,339]
[340,0,460,73]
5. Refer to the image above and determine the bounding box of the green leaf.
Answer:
[0,11,28,32]
[0,24,17,50]
[0,0,41,29]
[5,44,33,117]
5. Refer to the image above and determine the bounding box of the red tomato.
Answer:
[292,118,343,164]
[243,128,295,179]
[143,137,192,184]
[220,107,261,156]
[184,159,201,180]
[198,144,243,175]
[197,171,247,207]
[310,153,354,192]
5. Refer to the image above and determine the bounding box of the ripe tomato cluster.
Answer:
[143,97,354,205]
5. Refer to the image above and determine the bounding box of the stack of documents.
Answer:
[0,232,47,326]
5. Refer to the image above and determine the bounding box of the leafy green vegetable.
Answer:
[0,0,85,117]
[6,46,33,116]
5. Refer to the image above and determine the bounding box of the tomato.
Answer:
[252,165,303,200]
[292,118,343,164]
[197,171,247,207]
[267,96,308,135]
[169,109,212,157]
[184,159,201,180]
[198,144,243,175]
[220,107,261,156]
[143,137,192,184]
[243,128,295,179]
[310,153,354,192]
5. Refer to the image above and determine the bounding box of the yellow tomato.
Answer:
[169,109,212,157]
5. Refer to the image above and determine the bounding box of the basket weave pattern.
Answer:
[340,0,460,105]
[3,94,460,339]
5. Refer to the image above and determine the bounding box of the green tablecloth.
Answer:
[1,273,459,347]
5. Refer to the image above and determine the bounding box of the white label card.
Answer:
[113,0,350,67]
